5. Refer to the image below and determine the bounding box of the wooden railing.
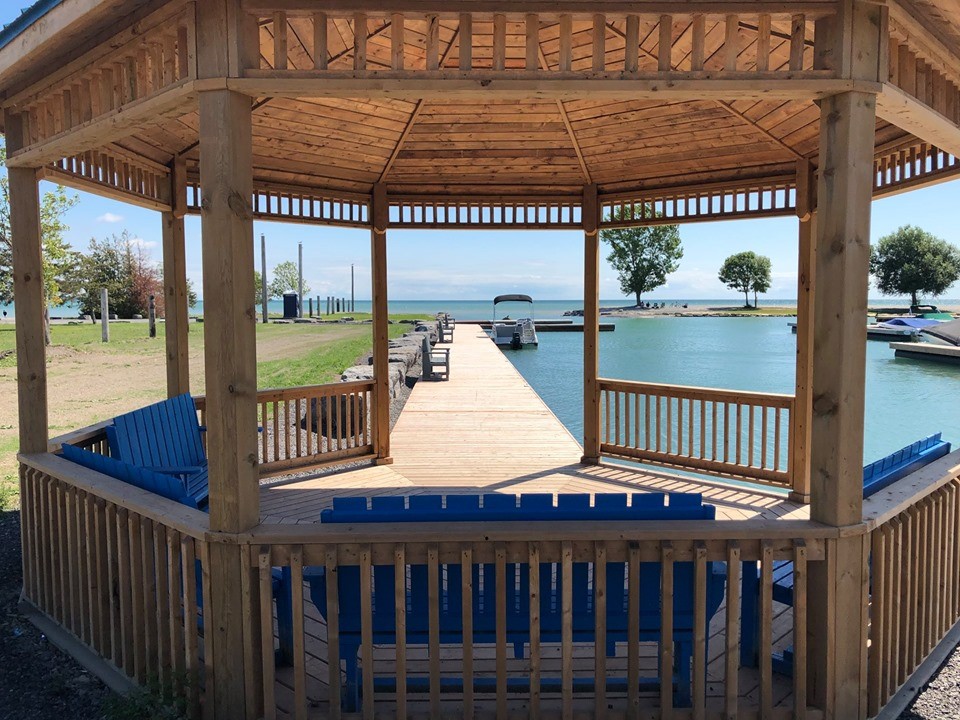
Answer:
[866,466,960,715]
[18,453,210,717]
[249,8,830,81]
[196,380,376,477]
[598,378,795,490]
[248,520,824,719]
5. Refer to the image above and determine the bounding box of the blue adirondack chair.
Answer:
[284,492,726,712]
[741,433,952,672]
[105,393,209,508]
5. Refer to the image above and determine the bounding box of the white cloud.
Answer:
[126,236,158,250]
[97,212,124,223]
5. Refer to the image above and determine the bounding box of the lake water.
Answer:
[504,316,960,466]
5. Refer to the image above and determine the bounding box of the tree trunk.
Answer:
[744,290,750,307]
[911,290,918,307]
[43,304,51,346]
[635,291,641,307]
[754,290,759,308]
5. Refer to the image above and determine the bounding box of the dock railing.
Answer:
[598,378,795,492]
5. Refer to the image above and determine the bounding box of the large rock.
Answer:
[301,394,367,439]
[369,344,420,370]
[340,363,406,398]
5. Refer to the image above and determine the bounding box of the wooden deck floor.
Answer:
[259,327,804,717]
[261,326,808,524]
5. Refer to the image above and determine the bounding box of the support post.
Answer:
[261,234,269,323]
[790,160,816,504]
[806,90,876,720]
[297,241,304,318]
[581,184,600,464]
[7,158,48,455]
[371,184,392,463]
[162,161,190,396]
[199,87,261,720]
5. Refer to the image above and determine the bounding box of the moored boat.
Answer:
[491,294,539,349]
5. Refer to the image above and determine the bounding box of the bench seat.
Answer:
[294,492,726,712]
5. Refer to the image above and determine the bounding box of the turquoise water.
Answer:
[4,297,945,321]
[504,316,960,466]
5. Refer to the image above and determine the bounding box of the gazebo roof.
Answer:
[2,1,960,221]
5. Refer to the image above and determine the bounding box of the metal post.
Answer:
[298,241,304,318]
[351,263,355,312]
[308,297,313,317]
[148,294,157,338]
[261,233,268,323]
[101,288,110,343]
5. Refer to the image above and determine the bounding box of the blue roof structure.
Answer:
[0,1,65,51]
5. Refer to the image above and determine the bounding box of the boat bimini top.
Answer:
[493,294,534,306]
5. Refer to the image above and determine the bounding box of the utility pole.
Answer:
[351,263,355,312]
[298,241,304,318]
[260,233,268,323]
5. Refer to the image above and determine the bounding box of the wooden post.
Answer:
[371,183,392,463]
[148,295,156,338]
[581,184,600,464]
[162,169,190,396]
[806,90,876,720]
[790,160,816,504]
[297,241,304,318]
[261,234,269,323]
[7,155,48,454]
[100,289,109,342]
[198,87,261,720]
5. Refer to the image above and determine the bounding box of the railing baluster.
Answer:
[313,12,328,70]
[692,542,707,717]
[794,541,808,718]
[493,14,506,72]
[660,542,674,715]
[725,542,741,718]
[627,543,640,719]
[561,540,574,714]
[259,548,277,720]
[594,542,607,715]
[273,12,288,70]
[614,391,621,446]
[625,15,639,73]
[725,14,739,71]
[760,540,774,717]
[181,536,200,717]
[391,13,404,71]
[761,406,768,469]
[667,395,673,454]
[528,542,541,719]
[756,14,771,72]
[525,14,539,71]
[461,544,474,718]
[790,15,806,71]
[325,546,341,719]
[459,13,472,71]
[428,544,441,718]
[559,14,572,72]
[495,543,508,716]
[166,528,183,683]
[592,14,606,73]
[360,545,374,720]
[353,13,367,72]
[658,15,672,71]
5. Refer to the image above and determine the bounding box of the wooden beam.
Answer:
[227,76,872,102]
[162,160,190,398]
[199,88,260,535]
[807,89,875,718]
[716,102,806,159]
[370,183,392,463]
[536,45,591,184]
[581,184,600,465]
[790,160,815,504]
[876,82,960,158]
[241,1,840,15]
[5,82,195,168]
[6,109,47,455]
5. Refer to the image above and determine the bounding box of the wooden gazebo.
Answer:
[5,1,960,718]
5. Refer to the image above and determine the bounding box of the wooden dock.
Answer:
[261,327,809,524]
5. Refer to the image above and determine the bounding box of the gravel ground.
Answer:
[0,510,110,720]
[898,643,960,719]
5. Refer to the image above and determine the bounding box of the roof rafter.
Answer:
[604,19,806,161]
[378,25,462,183]
[537,46,592,184]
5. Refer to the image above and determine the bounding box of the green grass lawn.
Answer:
[0,315,425,509]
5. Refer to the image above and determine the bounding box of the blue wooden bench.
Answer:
[291,492,726,712]
[105,393,209,508]
[742,433,952,672]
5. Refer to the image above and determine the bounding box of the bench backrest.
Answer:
[421,336,434,375]
[60,443,201,510]
[313,493,722,636]
[863,433,951,497]
[106,393,205,469]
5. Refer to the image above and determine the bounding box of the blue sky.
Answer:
[46,178,960,302]
[2,8,957,303]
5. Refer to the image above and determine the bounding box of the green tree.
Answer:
[870,225,960,306]
[718,251,772,308]
[268,260,310,299]
[254,269,264,305]
[751,254,773,308]
[66,231,196,318]
[600,205,683,306]
[0,144,80,336]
